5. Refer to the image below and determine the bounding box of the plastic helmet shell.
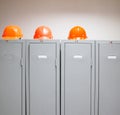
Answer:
[68,26,87,40]
[2,25,23,40]
[34,26,53,39]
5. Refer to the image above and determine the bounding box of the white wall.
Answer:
[0,0,120,40]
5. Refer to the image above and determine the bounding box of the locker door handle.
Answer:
[38,55,47,59]
[73,55,83,59]
[107,56,117,59]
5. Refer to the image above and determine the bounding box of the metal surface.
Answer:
[96,41,120,115]
[26,40,60,115]
[61,40,95,115]
[0,40,25,115]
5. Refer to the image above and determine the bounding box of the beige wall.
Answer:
[0,0,120,40]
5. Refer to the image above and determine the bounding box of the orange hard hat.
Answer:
[2,25,23,40]
[68,26,87,40]
[34,26,53,39]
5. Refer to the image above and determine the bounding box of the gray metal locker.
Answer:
[96,41,120,115]
[26,40,60,115]
[61,40,95,115]
[0,40,25,115]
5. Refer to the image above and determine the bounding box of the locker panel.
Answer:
[0,41,24,115]
[63,43,93,115]
[28,43,57,115]
[98,43,120,115]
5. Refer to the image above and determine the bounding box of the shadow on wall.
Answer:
[1,0,119,14]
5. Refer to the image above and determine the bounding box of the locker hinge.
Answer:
[90,64,92,68]
[90,60,93,68]
[55,58,58,68]
[20,58,24,67]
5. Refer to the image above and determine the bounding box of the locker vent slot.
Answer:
[38,55,47,59]
[107,56,117,59]
[73,55,83,59]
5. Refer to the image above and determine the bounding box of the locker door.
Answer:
[27,41,60,115]
[96,42,120,115]
[61,41,94,115]
[0,41,25,115]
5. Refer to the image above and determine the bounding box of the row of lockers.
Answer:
[0,40,120,115]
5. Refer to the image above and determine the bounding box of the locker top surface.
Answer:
[0,39,120,44]
[61,40,95,44]
[0,39,59,42]
[0,39,24,43]
[96,40,120,44]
